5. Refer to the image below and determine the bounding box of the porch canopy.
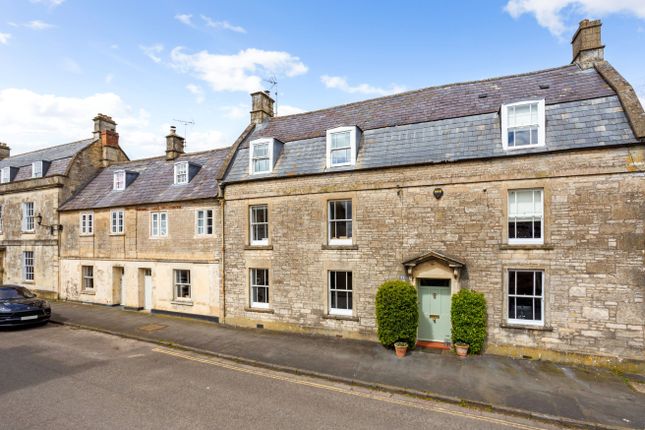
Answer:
[402,250,466,276]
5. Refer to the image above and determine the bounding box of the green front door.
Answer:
[418,279,452,343]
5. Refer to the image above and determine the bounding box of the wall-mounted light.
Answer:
[433,188,444,200]
[36,213,43,225]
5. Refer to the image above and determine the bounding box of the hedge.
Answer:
[375,280,418,348]
[450,289,487,354]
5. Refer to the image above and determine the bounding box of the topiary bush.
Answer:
[375,280,418,348]
[451,289,487,354]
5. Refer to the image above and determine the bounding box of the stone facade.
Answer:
[59,200,221,318]
[222,146,644,360]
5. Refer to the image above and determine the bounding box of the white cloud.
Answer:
[140,43,164,63]
[169,47,308,92]
[320,75,405,96]
[186,83,205,103]
[504,0,645,36]
[277,104,305,116]
[185,129,229,152]
[25,20,55,30]
[30,0,65,8]
[221,104,248,120]
[175,13,194,27]
[61,57,82,74]
[200,15,246,33]
[0,33,11,45]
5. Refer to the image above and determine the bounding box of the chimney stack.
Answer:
[0,142,10,160]
[250,91,275,124]
[93,113,119,147]
[166,126,185,160]
[571,19,604,68]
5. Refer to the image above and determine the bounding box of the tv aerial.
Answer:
[172,118,195,146]
[263,75,278,115]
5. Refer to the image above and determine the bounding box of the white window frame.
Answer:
[195,209,214,236]
[23,251,34,282]
[0,167,11,183]
[22,202,35,232]
[329,270,353,316]
[174,269,191,300]
[80,212,94,235]
[150,211,168,238]
[174,161,189,185]
[501,99,545,150]
[508,189,544,245]
[248,138,274,175]
[82,265,94,290]
[110,209,125,235]
[326,126,358,168]
[250,268,270,309]
[113,170,126,191]
[507,270,544,326]
[328,199,352,246]
[249,205,269,246]
[32,161,43,178]
[0,205,3,234]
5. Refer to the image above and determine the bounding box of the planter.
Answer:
[394,342,408,358]
[455,342,469,358]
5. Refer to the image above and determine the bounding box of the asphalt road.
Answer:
[0,324,560,430]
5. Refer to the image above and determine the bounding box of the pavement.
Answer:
[49,301,645,429]
[1,324,566,430]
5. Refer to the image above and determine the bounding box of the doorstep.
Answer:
[416,340,451,351]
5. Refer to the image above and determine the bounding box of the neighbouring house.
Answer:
[58,126,226,321]
[0,114,128,298]
[217,20,645,361]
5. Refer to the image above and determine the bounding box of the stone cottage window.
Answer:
[32,161,43,178]
[111,209,124,234]
[328,200,352,245]
[508,270,544,325]
[508,189,543,244]
[196,209,213,235]
[82,266,94,290]
[174,161,188,185]
[113,170,126,191]
[150,211,168,237]
[0,167,11,183]
[22,202,35,232]
[250,205,268,245]
[250,268,269,309]
[501,100,545,150]
[174,269,191,299]
[326,126,360,168]
[22,251,34,281]
[249,139,271,174]
[329,271,353,316]
[80,212,93,235]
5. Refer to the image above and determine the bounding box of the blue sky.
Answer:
[1,0,644,159]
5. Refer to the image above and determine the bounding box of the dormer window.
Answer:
[501,100,545,150]
[174,161,189,185]
[326,126,360,168]
[113,170,126,191]
[0,167,10,184]
[32,161,43,178]
[249,138,282,175]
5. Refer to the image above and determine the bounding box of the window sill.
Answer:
[500,323,553,332]
[79,234,94,237]
[321,244,358,251]
[80,289,96,295]
[499,244,553,251]
[21,231,35,235]
[244,306,275,314]
[244,244,273,251]
[323,314,359,322]
[22,280,35,284]
[109,233,125,236]
[171,300,193,306]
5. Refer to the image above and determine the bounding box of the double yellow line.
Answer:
[153,347,549,430]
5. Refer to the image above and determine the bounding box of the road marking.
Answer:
[152,347,549,430]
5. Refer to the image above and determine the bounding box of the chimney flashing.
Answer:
[571,19,604,68]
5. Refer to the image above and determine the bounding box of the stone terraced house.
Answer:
[217,20,645,362]
[0,114,128,298]
[58,127,226,321]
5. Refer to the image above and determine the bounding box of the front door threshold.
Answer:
[416,340,451,351]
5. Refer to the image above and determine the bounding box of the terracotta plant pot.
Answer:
[394,342,408,358]
[455,342,469,358]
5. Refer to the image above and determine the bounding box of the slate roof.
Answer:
[223,64,638,184]
[60,148,229,211]
[0,139,95,181]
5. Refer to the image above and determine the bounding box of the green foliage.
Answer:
[451,289,487,354]
[375,280,419,348]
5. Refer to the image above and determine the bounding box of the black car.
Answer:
[0,285,51,327]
